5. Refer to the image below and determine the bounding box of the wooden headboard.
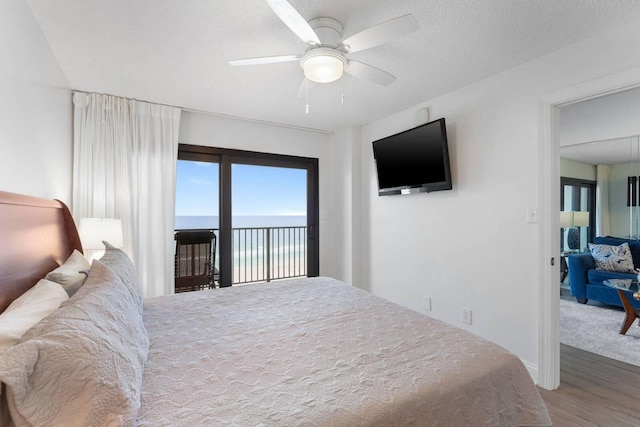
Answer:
[0,191,82,313]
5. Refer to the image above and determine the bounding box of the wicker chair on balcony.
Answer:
[174,230,217,292]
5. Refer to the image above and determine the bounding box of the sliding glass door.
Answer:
[176,145,319,288]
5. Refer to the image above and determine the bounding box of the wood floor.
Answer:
[538,344,640,426]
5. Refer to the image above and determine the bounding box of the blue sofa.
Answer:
[567,236,640,309]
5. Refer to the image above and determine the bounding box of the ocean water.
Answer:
[175,215,306,230]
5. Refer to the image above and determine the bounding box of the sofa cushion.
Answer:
[594,236,640,270]
[588,242,636,273]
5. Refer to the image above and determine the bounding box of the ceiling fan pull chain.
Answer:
[341,76,345,105]
[305,79,310,114]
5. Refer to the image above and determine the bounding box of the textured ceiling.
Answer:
[25,0,640,133]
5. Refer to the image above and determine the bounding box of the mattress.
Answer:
[137,277,551,426]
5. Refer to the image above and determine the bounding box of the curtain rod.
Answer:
[72,90,334,135]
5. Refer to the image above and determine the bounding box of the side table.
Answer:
[616,289,640,335]
[603,279,640,335]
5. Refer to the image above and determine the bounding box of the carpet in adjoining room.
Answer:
[560,298,640,367]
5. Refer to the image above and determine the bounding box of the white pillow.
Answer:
[45,249,91,296]
[0,279,68,351]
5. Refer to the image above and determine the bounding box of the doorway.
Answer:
[540,75,640,390]
[176,144,319,288]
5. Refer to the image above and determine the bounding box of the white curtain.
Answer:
[596,163,611,238]
[72,92,181,297]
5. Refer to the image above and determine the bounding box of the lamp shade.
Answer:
[560,211,573,228]
[559,211,590,228]
[78,218,124,250]
[573,211,590,227]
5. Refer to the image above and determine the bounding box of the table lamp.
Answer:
[78,218,124,261]
[560,211,589,251]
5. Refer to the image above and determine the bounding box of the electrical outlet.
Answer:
[462,308,472,325]
[424,296,432,312]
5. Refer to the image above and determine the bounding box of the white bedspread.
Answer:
[137,277,550,426]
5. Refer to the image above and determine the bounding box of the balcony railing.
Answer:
[235,226,307,284]
[175,226,307,286]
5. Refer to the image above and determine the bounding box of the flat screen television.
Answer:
[372,118,452,196]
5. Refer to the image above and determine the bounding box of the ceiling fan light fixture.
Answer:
[300,49,347,83]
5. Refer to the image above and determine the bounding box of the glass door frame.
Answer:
[178,144,319,287]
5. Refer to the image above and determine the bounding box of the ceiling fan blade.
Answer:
[265,0,321,45]
[340,14,418,53]
[228,55,300,66]
[345,60,396,86]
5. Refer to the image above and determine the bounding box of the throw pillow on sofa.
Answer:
[594,236,640,270]
[588,242,636,273]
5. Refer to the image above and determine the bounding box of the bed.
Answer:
[0,190,551,426]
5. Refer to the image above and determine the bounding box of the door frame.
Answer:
[178,144,320,287]
[539,67,640,390]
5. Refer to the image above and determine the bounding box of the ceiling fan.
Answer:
[229,0,419,87]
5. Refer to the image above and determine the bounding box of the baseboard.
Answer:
[522,360,540,385]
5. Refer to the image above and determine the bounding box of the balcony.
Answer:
[175,225,307,288]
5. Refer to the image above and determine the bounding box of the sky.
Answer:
[175,160,307,216]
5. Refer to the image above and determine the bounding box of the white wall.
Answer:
[1,0,72,201]
[331,20,640,382]
[327,128,352,283]
[327,126,365,287]
[178,111,336,276]
[361,97,542,370]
